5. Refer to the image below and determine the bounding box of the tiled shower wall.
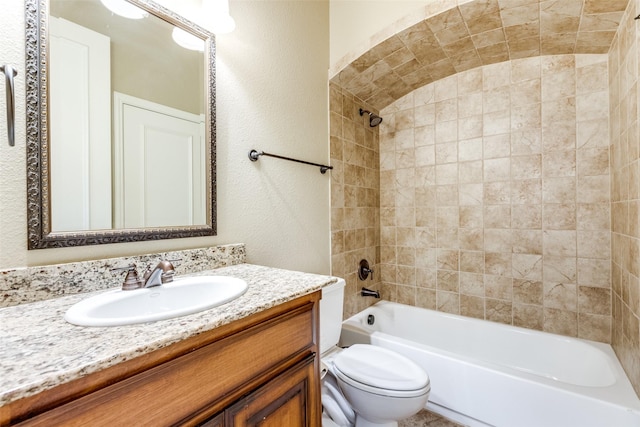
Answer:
[329,84,381,317]
[610,0,640,396]
[377,54,612,342]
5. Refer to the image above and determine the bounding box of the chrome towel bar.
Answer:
[1,64,17,147]
[248,149,333,174]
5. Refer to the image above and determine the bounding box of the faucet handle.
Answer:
[141,264,153,283]
[111,264,142,291]
[158,260,177,284]
[358,259,374,281]
[157,261,176,284]
[161,269,176,284]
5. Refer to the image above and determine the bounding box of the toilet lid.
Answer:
[333,344,429,392]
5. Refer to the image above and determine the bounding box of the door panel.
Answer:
[113,93,204,228]
[225,358,315,427]
[49,17,111,231]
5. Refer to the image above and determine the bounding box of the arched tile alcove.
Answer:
[330,0,640,399]
[331,0,628,110]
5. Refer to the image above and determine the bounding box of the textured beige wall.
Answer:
[377,55,611,342]
[0,0,26,270]
[0,0,330,274]
[610,0,640,397]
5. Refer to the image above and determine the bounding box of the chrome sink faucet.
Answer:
[112,260,177,290]
[143,260,176,288]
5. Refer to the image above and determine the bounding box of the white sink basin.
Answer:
[64,276,248,327]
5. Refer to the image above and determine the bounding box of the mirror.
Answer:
[25,0,217,249]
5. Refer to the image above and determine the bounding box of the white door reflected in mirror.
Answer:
[114,93,206,228]
[50,17,112,232]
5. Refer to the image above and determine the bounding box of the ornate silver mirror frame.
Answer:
[25,0,217,249]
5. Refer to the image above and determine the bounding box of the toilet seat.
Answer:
[333,344,430,398]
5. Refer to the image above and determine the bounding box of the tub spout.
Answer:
[361,287,380,298]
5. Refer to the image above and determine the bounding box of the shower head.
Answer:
[359,108,383,127]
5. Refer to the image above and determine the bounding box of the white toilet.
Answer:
[320,279,430,427]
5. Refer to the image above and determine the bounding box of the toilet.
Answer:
[320,279,430,427]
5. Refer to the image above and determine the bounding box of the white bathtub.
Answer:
[340,301,640,427]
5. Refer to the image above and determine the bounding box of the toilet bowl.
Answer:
[320,279,430,427]
[332,344,430,427]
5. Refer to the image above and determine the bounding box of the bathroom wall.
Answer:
[0,0,331,275]
[329,84,381,317]
[609,0,640,396]
[377,55,611,342]
[330,0,428,65]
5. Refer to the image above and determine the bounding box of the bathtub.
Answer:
[340,301,640,427]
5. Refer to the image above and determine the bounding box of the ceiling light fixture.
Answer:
[100,0,148,20]
[200,0,236,34]
[171,27,205,52]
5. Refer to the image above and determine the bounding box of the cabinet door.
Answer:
[200,413,224,427]
[226,357,317,427]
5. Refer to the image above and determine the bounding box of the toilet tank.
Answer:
[320,278,345,354]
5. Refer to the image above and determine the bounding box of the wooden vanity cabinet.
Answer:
[223,356,316,426]
[2,292,321,427]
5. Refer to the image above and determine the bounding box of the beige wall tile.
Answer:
[514,303,544,329]
[484,133,511,158]
[543,176,576,203]
[543,150,577,178]
[512,179,542,204]
[576,91,610,121]
[543,203,576,229]
[514,278,543,304]
[544,307,578,336]
[460,271,485,295]
[486,299,513,323]
[484,158,511,181]
[543,255,577,283]
[579,286,612,315]
[485,228,514,252]
[583,0,628,14]
[437,290,461,313]
[577,230,611,259]
[542,123,577,152]
[484,251,511,274]
[460,227,485,250]
[512,253,542,279]
[577,203,611,230]
[512,204,542,228]
[500,3,539,27]
[577,61,609,94]
[461,294,485,318]
[511,129,542,155]
[578,258,612,287]
[578,313,612,342]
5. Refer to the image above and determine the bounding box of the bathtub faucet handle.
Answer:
[358,259,374,281]
[364,267,374,279]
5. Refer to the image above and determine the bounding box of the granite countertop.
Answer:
[0,263,336,406]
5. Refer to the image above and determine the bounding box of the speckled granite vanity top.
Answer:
[0,263,336,406]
